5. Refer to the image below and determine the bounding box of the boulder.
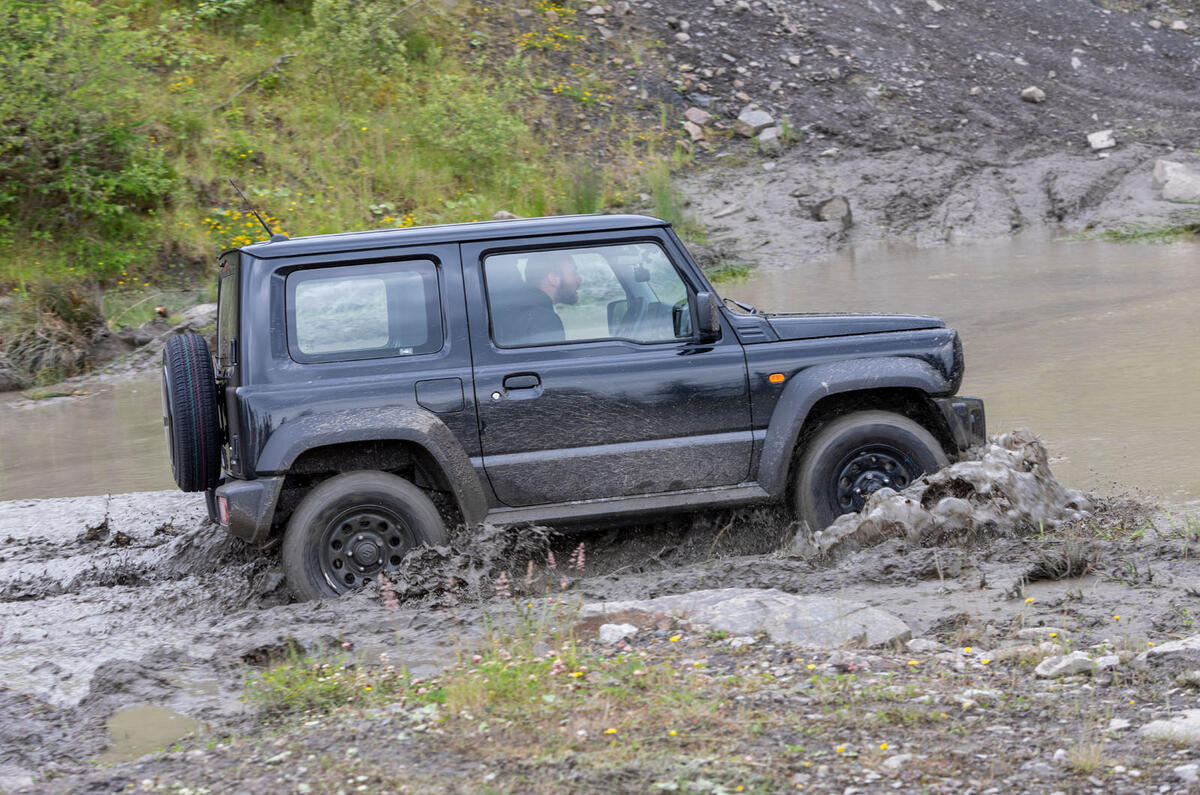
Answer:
[1141,709,1200,745]
[598,623,638,645]
[1034,651,1096,678]
[1152,159,1200,203]
[1135,633,1200,669]
[734,108,775,137]
[583,588,912,648]
[684,107,713,126]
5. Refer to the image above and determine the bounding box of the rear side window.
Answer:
[286,260,442,362]
[216,256,239,370]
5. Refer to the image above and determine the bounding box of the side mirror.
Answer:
[695,292,720,342]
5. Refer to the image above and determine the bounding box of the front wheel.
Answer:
[281,471,448,601]
[794,411,948,533]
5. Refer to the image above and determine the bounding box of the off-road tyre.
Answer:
[794,410,948,533]
[161,333,222,493]
[281,471,448,601]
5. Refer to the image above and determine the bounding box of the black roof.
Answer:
[237,214,669,260]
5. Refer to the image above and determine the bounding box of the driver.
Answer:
[499,252,582,344]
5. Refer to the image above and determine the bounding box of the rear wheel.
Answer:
[161,333,222,492]
[794,411,948,533]
[281,471,448,601]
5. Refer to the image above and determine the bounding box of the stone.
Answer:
[492,210,521,220]
[1020,86,1046,103]
[925,0,944,10]
[757,126,783,154]
[1135,632,1200,669]
[1151,160,1200,203]
[1107,718,1131,732]
[1034,651,1096,678]
[1176,669,1200,687]
[1172,20,1189,31]
[1175,764,1199,785]
[683,121,705,141]
[1015,627,1069,642]
[812,196,852,231]
[789,183,816,198]
[711,204,743,219]
[598,623,638,644]
[583,588,912,648]
[787,54,801,66]
[819,147,840,157]
[882,754,912,771]
[1087,129,1116,150]
[1094,654,1120,671]
[1141,710,1200,745]
[684,107,713,126]
[675,32,691,43]
[734,108,775,137]
[585,4,605,15]
[906,638,947,653]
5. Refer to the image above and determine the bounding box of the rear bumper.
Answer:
[214,476,284,545]
[932,396,987,453]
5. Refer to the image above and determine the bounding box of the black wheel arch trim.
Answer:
[756,357,954,499]
[254,407,489,525]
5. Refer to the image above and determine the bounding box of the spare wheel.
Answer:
[161,332,222,492]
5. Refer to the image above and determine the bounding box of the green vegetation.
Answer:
[0,0,691,387]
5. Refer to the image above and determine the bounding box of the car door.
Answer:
[462,232,753,508]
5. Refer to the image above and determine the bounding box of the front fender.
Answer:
[256,406,488,524]
[756,357,951,498]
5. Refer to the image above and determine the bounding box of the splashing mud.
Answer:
[793,430,1093,560]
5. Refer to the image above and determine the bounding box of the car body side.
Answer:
[211,214,984,544]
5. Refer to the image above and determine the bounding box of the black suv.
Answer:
[161,214,985,599]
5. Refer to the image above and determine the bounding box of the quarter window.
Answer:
[286,260,442,362]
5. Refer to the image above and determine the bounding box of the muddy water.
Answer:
[729,230,1200,503]
[0,380,173,500]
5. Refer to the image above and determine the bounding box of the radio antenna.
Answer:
[228,178,288,242]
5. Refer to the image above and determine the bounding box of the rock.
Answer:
[1141,710,1200,745]
[1107,718,1131,733]
[757,126,783,154]
[1149,19,1162,30]
[819,147,840,157]
[614,1,632,15]
[1087,129,1116,150]
[492,210,521,220]
[882,754,912,771]
[683,121,705,141]
[582,588,912,648]
[787,54,801,66]
[684,107,713,126]
[1135,633,1200,669]
[924,0,944,11]
[1034,651,1096,678]
[712,204,743,219]
[1016,627,1069,642]
[1177,669,1200,687]
[585,4,605,15]
[734,108,775,137]
[960,689,1001,704]
[1071,56,1082,70]
[789,183,816,198]
[1020,86,1046,103]
[812,196,852,231]
[674,32,691,43]
[1094,654,1120,671]
[1172,20,1189,31]
[598,623,638,645]
[1052,748,1067,762]
[906,638,947,653]
[1152,160,1200,202]
[1175,764,1199,785]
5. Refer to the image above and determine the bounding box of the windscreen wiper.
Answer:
[722,296,757,314]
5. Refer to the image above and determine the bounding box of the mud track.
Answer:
[3,473,1199,790]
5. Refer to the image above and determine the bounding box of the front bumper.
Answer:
[932,396,987,453]
[213,476,285,545]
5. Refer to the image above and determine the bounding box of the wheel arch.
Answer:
[256,407,488,530]
[756,357,956,499]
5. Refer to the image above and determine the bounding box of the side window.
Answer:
[215,256,239,369]
[483,242,693,347]
[286,260,442,362]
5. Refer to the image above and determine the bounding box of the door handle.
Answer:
[503,373,541,390]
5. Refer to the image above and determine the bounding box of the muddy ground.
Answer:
[4,473,1200,792]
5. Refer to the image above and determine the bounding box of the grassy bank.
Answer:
[0,0,696,386]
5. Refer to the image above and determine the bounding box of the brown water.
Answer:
[0,230,1196,503]
[733,230,1200,503]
